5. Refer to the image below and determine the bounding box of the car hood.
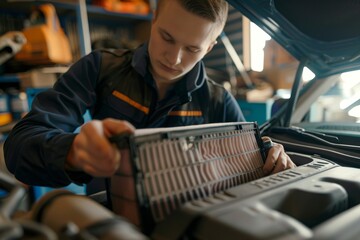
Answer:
[228,0,360,78]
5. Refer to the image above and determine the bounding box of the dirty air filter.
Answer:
[108,122,269,233]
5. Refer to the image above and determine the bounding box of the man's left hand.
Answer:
[262,137,296,175]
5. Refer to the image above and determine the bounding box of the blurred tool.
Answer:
[1,170,147,239]
[15,4,73,65]
[0,31,26,65]
[25,190,148,240]
[0,171,56,240]
[0,31,26,126]
[93,0,150,15]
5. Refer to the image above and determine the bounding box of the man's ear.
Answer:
[206,40,218,54]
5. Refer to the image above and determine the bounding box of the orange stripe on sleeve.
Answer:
[168,111,203,117]
[112,90,149,114]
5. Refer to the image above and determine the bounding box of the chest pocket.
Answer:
[105,90,149,125]
[96,49,153,126]
[165,108,205,126]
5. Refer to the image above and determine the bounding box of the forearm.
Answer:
[4,122,87,187]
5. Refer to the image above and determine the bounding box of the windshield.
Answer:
[308,71,360,123]
[289,69,360,141]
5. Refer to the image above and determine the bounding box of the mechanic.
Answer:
[4,0,295,190]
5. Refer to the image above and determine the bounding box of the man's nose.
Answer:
[166,47,182,66]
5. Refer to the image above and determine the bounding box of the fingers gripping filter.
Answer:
[262,138,274,150]
[109,122,269,233]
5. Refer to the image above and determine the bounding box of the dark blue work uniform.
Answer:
[4,43,245,188]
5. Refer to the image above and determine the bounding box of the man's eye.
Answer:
[162,34,173,42]
[187,48,200,53]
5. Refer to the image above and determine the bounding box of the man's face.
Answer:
[148,1,218,86]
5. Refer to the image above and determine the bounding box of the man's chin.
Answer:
[156,71,183,83]
[158,76,182,84]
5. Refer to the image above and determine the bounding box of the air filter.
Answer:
[109,122,268,233]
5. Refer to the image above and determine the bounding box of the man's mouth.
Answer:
[159,62,180,73]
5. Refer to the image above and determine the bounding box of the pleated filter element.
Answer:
[110,122,267,232]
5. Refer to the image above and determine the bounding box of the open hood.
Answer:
[228,0,360,78]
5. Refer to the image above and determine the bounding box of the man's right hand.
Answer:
[66,118,135,177]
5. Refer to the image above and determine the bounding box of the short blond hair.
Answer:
[156,0,228,37]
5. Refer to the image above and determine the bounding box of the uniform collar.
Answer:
[132,43,149,78]
[132,43,206,95]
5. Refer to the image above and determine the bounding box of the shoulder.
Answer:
[98,48,132,57]
[75,48,132,62]
[203,78,228,101]
[95,48,133,73]
[204,78,246,122]
[205,77,225,88]
[97,48,133,64]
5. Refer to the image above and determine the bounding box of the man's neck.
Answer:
[150,66,181,101]
[155,79,176,101]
